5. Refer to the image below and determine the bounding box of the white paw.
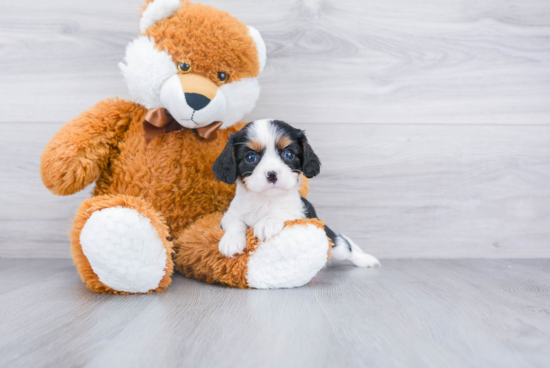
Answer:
[219,231,247,258]
[350,252,381,268]
[253,217,285,242]
[80,207,168,293]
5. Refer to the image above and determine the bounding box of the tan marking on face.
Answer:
[246,140,264,152]
[277,136,292,150]
[178,73,218,100]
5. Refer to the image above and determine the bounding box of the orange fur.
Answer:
[173,213,328,288]
[40,98,142,196]
[145,1,260,86]
[246,139,264,152]
[276,136,292,150]
[41,1,317,293]
[41,99,311,293]
[71,195,174,294]
[299,174,309,198]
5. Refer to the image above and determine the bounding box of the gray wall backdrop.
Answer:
[1,0,549,258]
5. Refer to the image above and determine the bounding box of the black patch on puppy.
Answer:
[212,128,248,184]
[214,120,321,184]
[299,134,321,178]
[237,146,265,181]
[300,196,317,218]
[300,196,340,249]
[212,122,266,184]
[271,120,321,178]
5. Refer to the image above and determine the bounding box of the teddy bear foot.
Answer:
[246,220,330,289]
[71,195,174,294]
[174,214,330,289]
[79,207,168,293]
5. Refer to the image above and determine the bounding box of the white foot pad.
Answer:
[80,207,168,293]
[246,224,329,289]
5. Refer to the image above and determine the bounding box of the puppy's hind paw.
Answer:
[350,252,381,268]
[218,231,247,258]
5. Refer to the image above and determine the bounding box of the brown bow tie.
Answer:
[142,107,223,145]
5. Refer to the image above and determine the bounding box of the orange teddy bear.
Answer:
[40,0,331,293]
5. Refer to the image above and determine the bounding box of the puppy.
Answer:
[212,119,380,267]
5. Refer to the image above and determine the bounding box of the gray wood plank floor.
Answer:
[0,258,548,368]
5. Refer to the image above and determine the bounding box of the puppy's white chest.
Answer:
[241,204,270,228]
[238,193,305,228]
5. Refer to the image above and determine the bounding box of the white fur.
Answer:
[80,207,168,293]
[119,36,177,109]
[119,36,262,128]
[219,78,261,128]
[219,180,305,257]
[248,26,267,72]
[218,120,303,257]
[218,119,380,268]
[160,74,227,128]
[140,0,182,33]
[246,224,329,289]
[331,235,380,268]
[244,119,298,194]
[121,10,266,128]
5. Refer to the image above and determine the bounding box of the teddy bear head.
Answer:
[119,0,267,129]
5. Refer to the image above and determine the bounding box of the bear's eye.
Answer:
[218,72,228,83]
[178,62,191,73]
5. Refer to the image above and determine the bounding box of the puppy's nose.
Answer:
[267,171,278,183]
[184,93,211,111]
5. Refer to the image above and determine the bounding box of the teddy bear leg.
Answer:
[71,195,174,294]
[245,219,331,289]
[173,213,330,289]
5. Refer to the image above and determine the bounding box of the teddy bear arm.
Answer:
[40,98,142,195]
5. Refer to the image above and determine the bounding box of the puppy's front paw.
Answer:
[219,231,247,258]
[254,217,285,242]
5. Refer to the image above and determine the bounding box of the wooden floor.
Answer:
[0,258,548,368]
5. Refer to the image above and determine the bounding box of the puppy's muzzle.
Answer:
[267,171,278,183]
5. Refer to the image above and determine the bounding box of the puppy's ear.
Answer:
[212,135,238,184]
[299,131,321,178]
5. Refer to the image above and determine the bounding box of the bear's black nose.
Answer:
[184,93,211,111]
[267,171,278,183]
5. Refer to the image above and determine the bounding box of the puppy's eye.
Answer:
[282,149,295,160]
[245,152,258,163]
[178,62,191,73]
[218,72,228,83]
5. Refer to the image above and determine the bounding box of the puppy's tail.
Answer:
[301,196,380,267]
[329,231,381,268]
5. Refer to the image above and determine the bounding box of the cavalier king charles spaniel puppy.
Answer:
[212,119,380,267]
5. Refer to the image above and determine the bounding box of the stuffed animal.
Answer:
[40,0,331,293]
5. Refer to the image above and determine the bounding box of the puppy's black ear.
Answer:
[212,135,238,184]
[299,132,321,178]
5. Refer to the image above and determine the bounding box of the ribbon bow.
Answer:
[142,107,223,145]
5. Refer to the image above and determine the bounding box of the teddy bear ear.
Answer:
[140,0,182,33]
[247,26,267,73]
